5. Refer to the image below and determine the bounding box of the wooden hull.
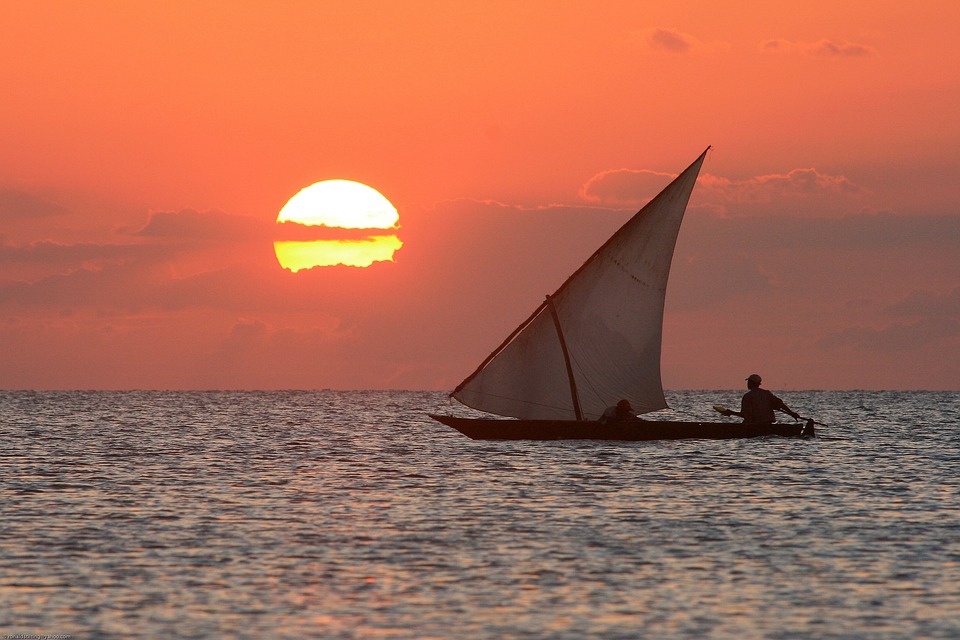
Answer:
[429,414,814,441]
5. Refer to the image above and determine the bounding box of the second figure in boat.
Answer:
[599,399,641,425]
[720,374,800,424]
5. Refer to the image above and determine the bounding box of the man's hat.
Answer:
[746,374,762,384]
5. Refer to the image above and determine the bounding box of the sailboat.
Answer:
[430,147,815,441]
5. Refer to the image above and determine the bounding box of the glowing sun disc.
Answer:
[277,179,398,229]
[274,179,401,270]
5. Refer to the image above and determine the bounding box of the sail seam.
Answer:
[608,256,667,290]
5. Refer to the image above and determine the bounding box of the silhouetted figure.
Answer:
[599,399,636,425]
[720,374,800,424]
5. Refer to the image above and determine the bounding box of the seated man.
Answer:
[599,399,637,425]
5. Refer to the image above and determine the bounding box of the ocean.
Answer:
[1,390,958,639]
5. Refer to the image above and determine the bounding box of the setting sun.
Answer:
[275,180,402,271]
[275,237,404,271]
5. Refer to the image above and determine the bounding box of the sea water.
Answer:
[1,390,958,639]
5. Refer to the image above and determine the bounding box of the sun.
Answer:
[277,180,398,228]
[274,180,402,271]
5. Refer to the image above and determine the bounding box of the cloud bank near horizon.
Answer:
[0,176,956,390]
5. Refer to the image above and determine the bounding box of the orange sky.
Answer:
[1,1,958,391]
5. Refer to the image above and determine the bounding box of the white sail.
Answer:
[452,148,708,420]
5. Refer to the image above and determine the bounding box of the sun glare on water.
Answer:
[274,180,402,271]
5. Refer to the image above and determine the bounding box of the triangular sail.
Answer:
[452,148,709,420]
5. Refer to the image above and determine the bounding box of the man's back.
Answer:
[740,388,777,424]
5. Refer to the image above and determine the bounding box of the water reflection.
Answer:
[1,390,958,639]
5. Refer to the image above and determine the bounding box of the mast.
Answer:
[546,295,584,421]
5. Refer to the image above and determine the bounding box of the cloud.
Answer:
[810,39,877,58]
[734,168,861,195]
[0,188,69,219]
[580,166,865,214]
[0,239,191,304]
[816,316,959,352]
[667,251,778,311]
[0,238,419,320]
[227,317,271,341]
[817,287,960,352]
[579,169,674,205]
[0,258,203,311]
[200,316,390,389]
[761,38,878,58]
[275,221,401,241]
[883,287,960,319]
[1,192,957,390]
[630,27,726,54]
[772,213,960,250]
[134,207,394,245]
[0,240,150,268]
[0,209,279,285]
[642,28,697,53]
[697,168,865,215]
[134,208,271,241]
[221,317,352,352]
[680,211,960,254]
[663,213,960,317]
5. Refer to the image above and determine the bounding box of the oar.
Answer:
[713,404,829,428]
[713,404,732,416]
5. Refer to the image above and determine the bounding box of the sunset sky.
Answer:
[2,1,958,392]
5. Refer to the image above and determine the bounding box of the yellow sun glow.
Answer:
[275,237,403,270]
[274,180,402,271]
[277,180,399,228]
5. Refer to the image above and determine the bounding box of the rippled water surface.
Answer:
[2,390,959,639]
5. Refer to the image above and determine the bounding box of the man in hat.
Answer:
[720,374,800,424]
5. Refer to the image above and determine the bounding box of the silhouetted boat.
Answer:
[429,414,809,441]
[430,147,815,441]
